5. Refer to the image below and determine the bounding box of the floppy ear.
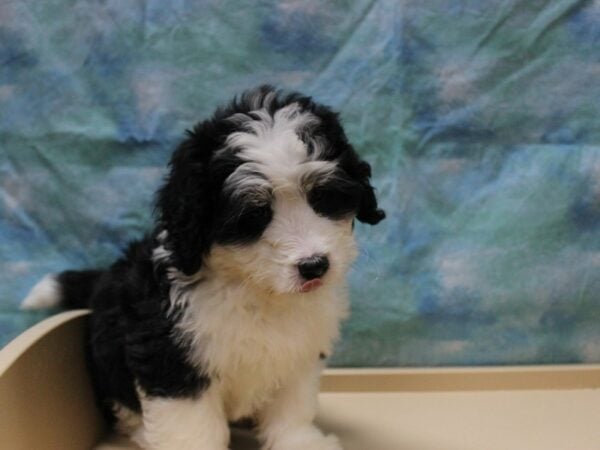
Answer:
[354,160,386,225]
[306,102,385,225]
[155,131,214,276]
[338,148,385,225]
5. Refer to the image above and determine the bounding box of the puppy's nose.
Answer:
[298,254,329,280]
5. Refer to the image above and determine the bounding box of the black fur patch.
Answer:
[76,238,209,421]
[214,200,273,245]
[57,269,104,309]
[214,168,274,245]
[308,170,363,220]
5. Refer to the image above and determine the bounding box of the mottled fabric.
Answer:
[1,0,599,366]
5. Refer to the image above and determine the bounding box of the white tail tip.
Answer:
[21,274,62,310]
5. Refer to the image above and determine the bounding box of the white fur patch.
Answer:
[133,384,229,450]
[112,403,143,436]
[225,103,332,187]
[174,276,348,422]
[258,363,342,450]
[21,274,62,310]
[223,163,273,204]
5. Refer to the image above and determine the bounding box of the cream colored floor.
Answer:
[97,388,600,450]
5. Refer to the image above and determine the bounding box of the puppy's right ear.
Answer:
[155,130,213,276]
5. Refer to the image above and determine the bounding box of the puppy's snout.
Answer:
[298,254,329,280]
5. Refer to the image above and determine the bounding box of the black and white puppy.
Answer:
[22,86,385,450]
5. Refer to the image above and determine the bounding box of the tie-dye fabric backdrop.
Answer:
[1,0,599,366]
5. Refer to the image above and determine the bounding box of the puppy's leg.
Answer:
[258,363,342,450]
[134,384,229,450]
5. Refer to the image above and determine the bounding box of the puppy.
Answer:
[22,85,385,450]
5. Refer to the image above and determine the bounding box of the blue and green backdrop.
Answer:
[1,0,599,366]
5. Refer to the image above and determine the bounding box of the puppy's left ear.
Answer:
[312,104,385,225]
[356,160,386,224]
[155,130,214,276]
[345,156,386,225]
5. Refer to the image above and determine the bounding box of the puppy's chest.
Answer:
[217,349,303,420]
[180,287,341,419]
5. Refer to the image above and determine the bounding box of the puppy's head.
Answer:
[156,86,385,295]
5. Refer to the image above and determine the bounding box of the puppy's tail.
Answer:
[21,270,104,310]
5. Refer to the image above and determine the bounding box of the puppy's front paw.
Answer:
[268,429,342,450]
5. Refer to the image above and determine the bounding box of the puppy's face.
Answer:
[156,86,384,296]
[209,104,360,294]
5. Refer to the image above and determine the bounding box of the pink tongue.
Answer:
[300,278,322,293]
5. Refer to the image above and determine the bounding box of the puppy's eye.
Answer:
[310,189,324,203]
[309,181,362,220]
[216,203,273,244]
[247,207,270,220]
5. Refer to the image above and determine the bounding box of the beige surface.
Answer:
[97,389,600,450]
[317,390,600,450]
[2,311,600,450]
[320,364,600,392]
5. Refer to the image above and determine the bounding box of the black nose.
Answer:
[298,255,329,280]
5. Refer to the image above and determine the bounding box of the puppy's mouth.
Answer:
[300,278,323,293]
